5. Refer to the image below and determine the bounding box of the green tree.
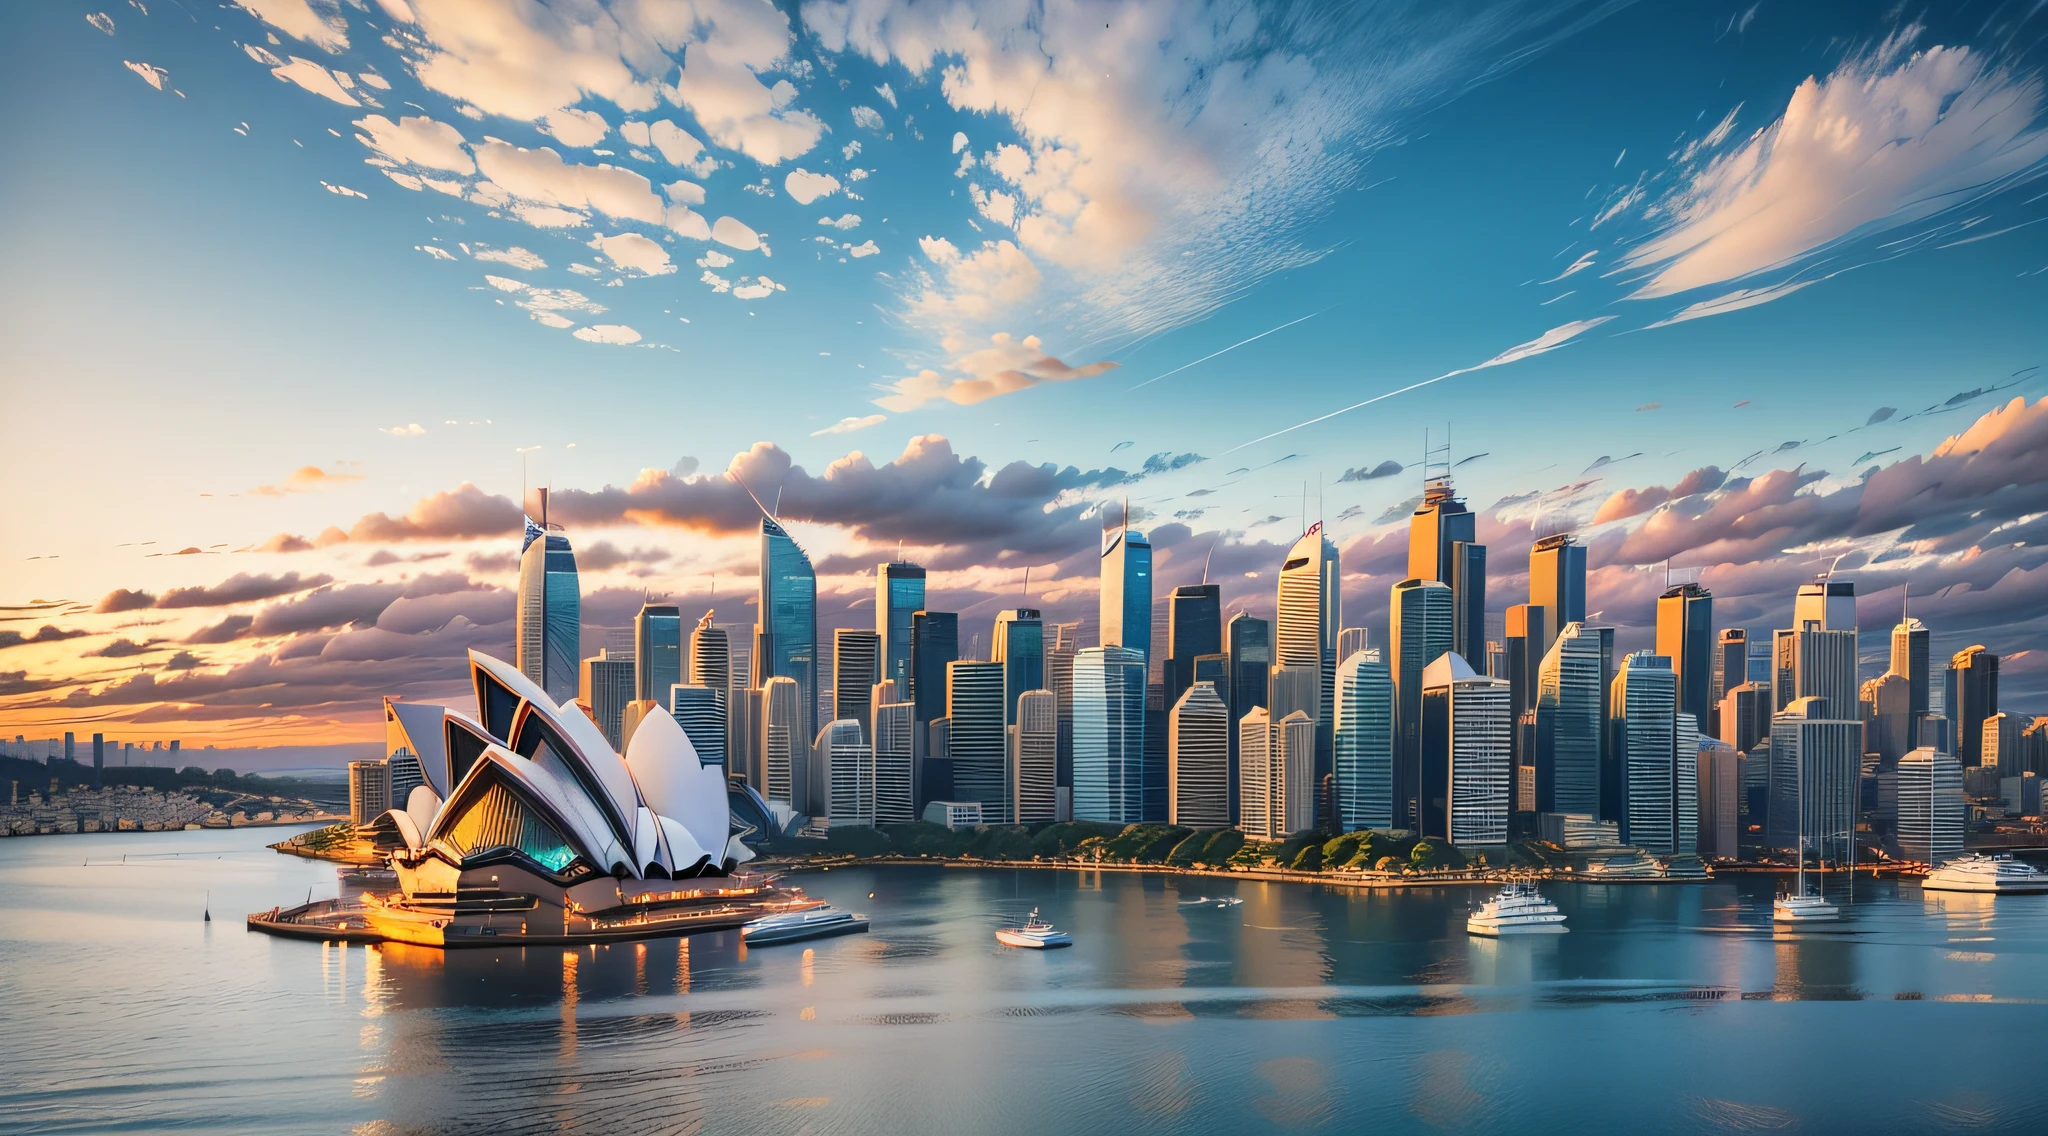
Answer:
[1290,842,1324,872]
[1345,832,1382,869]
[1410,840,1444,869]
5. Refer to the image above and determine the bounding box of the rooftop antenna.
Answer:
[896,538,904,563]
[770,483,783,518]
[1202,533,1219,585]
[728,470,774,522]
[1021,566,1032,607]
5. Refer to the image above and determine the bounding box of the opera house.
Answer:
[251,651,801,948]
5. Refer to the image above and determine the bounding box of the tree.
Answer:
[1322,833,1361,867]
[1345,832,1382,869]
[1410,840,1444,869]
[1290,842,1324,872]
[1374,855,1399,871]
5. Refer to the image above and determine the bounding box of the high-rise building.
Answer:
[1536,621,1605,816]
[347,759,391,827]
[670,684,726,767]
[1898,746,1964,865]
[1269,664,1318,727]
[1794,624,1859,722]
[871,687,918,823]
[1333,648,1394,832]
[992,608,1045,725]
[876,561,927,691]
[1891,611,1931,747]
[1985,710,2023,777]
[1275,710,1317,835]
[1449,540,1487,666]
[1610,651,1697,854]
[1390,577,1455,828]
[516,502,581,704]
[1719,681,1770,757]
[1528,534,1586,655]
[1237,706,1280,840]
[1698,736,1739,859]
[1656,582,1714,733]
[1795,579,1857,632]
[759,675,804,811]
[688,614,733,768]
[579,651,634,752]
[1950,645,1999,766]
[758,518,818,748]
[1409,479,1474,582]
[910,610,959,727]
[1419,652,1511,845]
[1100,526,1153,663]
[1277,527,1341,815]
[1047,630,1077,809]
[633,603,684,709]
[816,719,873,827]
[1168,681,1229,827]
[1225,612,1271,824]
[946,660,1008,822]
[2024,717,2048,778]
[1860,672,1911,765]
[832,628,881,741]
[1072,646,1149,824]
[91,733,103,790]
[1337,627,1370,665]
[1772,628,1797,713]
[1712,628,1747,714]
[1167,584,1222,712]
[1011,689,1058,824]
[1768,696,1860,864]
[1504,604,1548,766]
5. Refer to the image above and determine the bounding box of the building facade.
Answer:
[1168,681,1229,828]
[1072,646,1149,824]
[1333,648,1394,832]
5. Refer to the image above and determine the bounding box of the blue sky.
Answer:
[3,0,2047,744]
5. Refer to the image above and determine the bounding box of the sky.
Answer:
[3,0,2047,751]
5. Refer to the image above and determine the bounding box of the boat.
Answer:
[741,904,869,946]
[1771,732,1843,924]
[1923,853,2048,894]
[995,908,1073,949]
[1466,882,1567,936]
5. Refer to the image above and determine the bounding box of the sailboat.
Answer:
[1773,747,1839,922]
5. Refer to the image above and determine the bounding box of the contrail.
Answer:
[1126,307,1333,392]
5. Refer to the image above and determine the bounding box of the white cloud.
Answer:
[531,312,574,328]
[323,181,368,198]
[271,56,360,105]
[567,263,602,276]
[784,167,840,204]
[843,139,863,160]
[851,105,884,131]
[243,44,285,67]
[711,215,761,251]
[87,12,114,35]
[620,121,651,147]
[907,238,1041,328]
[483,275,607,321]
[968,182,1018,228]
[1641,281,1815,329]
[812,414,886,435]
[847,240,879,258]
[381,423,426,436]
[472,140,664,226]
[951,131,968,155]
[874,82,897,108]
[124,61,169,91]
[872,332,1115,412]
[700,269,732,293]
[235,0,347,52]
[572,324,642,344]
[512,203,588,228]
[352,114,474,173]
[1626,28,2048,299]
[587,232,676,275]
[470,243,546,270]
[384,170,425,190]
[416,244,456,260]
[539,108,610,148]
[731,276,785,299]
[819,213,861,230]
[358,71,392,90]
[697,249,734,268]
[648,120,716,177]
[663,179,706,206]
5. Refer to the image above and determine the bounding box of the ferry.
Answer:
[995,908,1073,949]
[1923,853,2048,894]
[741,905,869,946]
[1466,882,1567,936]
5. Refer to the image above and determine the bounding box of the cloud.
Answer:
[711,215,762,251]
[336,482,524,542]
[586,232,674,275]
[572,324,643,344]
[1867,407,1898,425]
[162,651,203,671]
[248,465,363,496]
[539,108,610,148]
[95,589,157,614]
[819,213,861,230]
[470,243,546,270]
[873,332,1118,412]
[156,572,336,610]
[1640,281,1815,329]
[851,105,884,131]
[271,56,360,106]
[90,638,166,659]
[1338,460,1403,483]
[784,168,841,204]
[1626,27,2048,300]
[812,414,887,436]
[353,114,474,174]
[731,276,784,300]
[648,121,717,177]
[236,0,349,51]
[0,626,88,650]
[846,239,879,258]
[381,423,426,436]
[472,141,667,228]
[1140,452,1206,476]
[575,542,672,572]
[124,61,169,91]
[905,237,1044,332]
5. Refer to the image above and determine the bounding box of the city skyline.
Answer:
[4,0,2048,748]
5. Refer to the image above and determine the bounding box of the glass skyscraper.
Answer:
[1333,648,1393,831]
[946,660,1009,821]
[1656,582,1714,733]
[516,514,581,705]
[1390,577,1454,828]
[910,610,959,728]
[1529,534,1586,655]
[992,608,1045,725]
[1166,583,1221,711]
[758,518,818,747]
[634,602,683,709]
[1072,645,1148,824]
[876,561,926,690]
[1536,621,1605,815]
[1277,527,1340,817]
[1226,612,1271,825]
[1100,527,1152,663]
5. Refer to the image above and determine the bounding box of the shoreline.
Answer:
[1,817,342,840]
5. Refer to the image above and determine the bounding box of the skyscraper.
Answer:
[1167,583,1222,711]
[1794,624,1859,722]
[1536,621,1606,815]
[1333,648,1394,831]
[1047,627,1078,814]
[1898,745,1964,865]
[1390,577,1455,828]
[992,608,1045,724]
[1337,627,1370,665]
[1409,479,1475,582]
[1449,540,1487,666]
[946,660,1009,821]
[516,502,581,704]
[1712,628,1747,714]
[1504,603,1548,762]
[1275,710,1317,835]
[1226,612,1271,823]
[633,602,684,709]
[1656,582,1714,733]
[1768,696,1860,863]
[1419,652,1511,845]
[758,518,818,748]
[669,684,726,767]
[1236,706,1279,840]
[816,719,873,827]
[689,614,733,769]
[1609,651,1696,853]
[1698,737,1739,860]
[1011,688,1058,824]
[1891,610,1931,747]
[759,675,804,811]
[871,686,918,823]
[1168,681,1229,827]
[579,651,634,752]
[1276,526,1340,819]
[1794,579,1857,632]
[1529,534,1586,655]
[833,628,881,740]
[910,610,959,726]
[1100,526,1153,662]
[1860,672,1911,765]
[1269,664,1318,727]
[875,561,927,690]
[1951,645,1999,766]
[1072,645,1148,824]
[1984,710,2022,777]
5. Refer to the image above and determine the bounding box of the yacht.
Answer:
[1771,892,1841,922]
[741,905,869,946]
[1466,883,1567,936]
[995,908,1073,949]
[1923,854,2048,894]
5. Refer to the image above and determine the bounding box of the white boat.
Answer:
[1771,892,1840,922]
[1466,882,1567,936]
[741,905,869,946]
[995,908,1073,949]
[1923,853,2048,894]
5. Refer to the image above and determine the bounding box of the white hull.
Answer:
[996,929,1071,949]
[1467,917,1566,936]
[1923,876,2048,893]
[1923,855,2048,893]
[1772,898,1839,922]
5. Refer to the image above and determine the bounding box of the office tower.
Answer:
[1167,584,1223,711]
[1237,707,1279,839]
[1768,696,1860,863]
[1698,737,1739,859]
[946,660,1008,821]
[1898,746,1964,864]
[1011,688,1058,824]
[760,675,804,810]
[670,684,726,767]
[1333,648,1395,832]
[1418,653,1511,845]
[1793,624,1858,723]
[758,517,819,749]
[91,734,103,790]
[1072,646,1148,824]
[2025,717,2048,777]
[832,628,881,741]
[1226,612,1271,824]
[516,501,581,704]
[927,717,953,801]
[1860,673,1911,764]
[1269,664,1318,727]
[1712,628,1747,713]
[1985,711,2022,776]
[872,688,918,823]
[1504,604,1548,762]
[1193,653,1228,690]
[1145,680,1170,822]
[1277,527,1341,816]
[910,610,960,728]
[619,699,661,751]
[1528,534,1586,654]
[579,651,634,752]
[687,614,732,763]
[814,719,873,826]
[992,608,1045,724]
[1449,540,1487,665]
[1337,627,1369,665]
[1891,611,1931,746]
[1275,710,1317,835]
[1409,478,1475,582]
[633,603,684,709]
[1610,651,1697,854]
[1536,622,1606,816]
[876,561,927,690]
[1950,645,1999,766]
[1656,582,1714,733]
[1719,681,1771,756]
[1772,628,1797,713]
[1100,525,1153,662]
[347,759,391,826]
[1795,579,1857,632]
[1047,633,1077,807]
[1390,577,1455,828]
[1168,682,1229,827]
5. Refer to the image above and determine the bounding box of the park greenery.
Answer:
[804,820,1517,874]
